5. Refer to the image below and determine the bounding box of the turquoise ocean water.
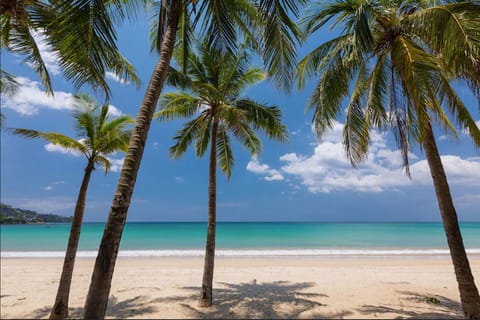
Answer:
[1,222,479,257]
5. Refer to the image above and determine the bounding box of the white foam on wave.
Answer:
[2,248,480,258]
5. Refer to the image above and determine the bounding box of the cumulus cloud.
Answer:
[247,121,480,193]
[45,142,83,157]
[2,77,123,116]
[246,159,284,181]
[106,157,124,173]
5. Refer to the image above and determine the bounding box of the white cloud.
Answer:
[105,157,124,173]
[106,71,130,85]
[2,77,123,116]
[44,186,53,191]
[45,142,83,157]
[248,122,480,193]
[106,104,123,117]
[246,159,284,181]
[3,77,73,116]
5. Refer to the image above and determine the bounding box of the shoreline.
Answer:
[2,256,478,319]
[2,248,480,259]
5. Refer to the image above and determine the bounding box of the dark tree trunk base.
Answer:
[198,298,212,308]
[49,301,67,320]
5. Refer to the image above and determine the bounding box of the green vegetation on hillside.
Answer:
[0,203,72,224]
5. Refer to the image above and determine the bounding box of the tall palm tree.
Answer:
[12,94,133,320]
[84,1,305,317]
[298,0,480,317]
[1,0,139,98]
[156,41,288,307]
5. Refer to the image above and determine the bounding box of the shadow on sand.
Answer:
[26,286,463,319]
[152,280,349,319]
[28,294,157,319]
[357,290,464,319]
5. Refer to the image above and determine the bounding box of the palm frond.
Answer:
[170,115,206,158]
[343,66,369,166]
[11,129,88,156]
[297,34,353,89]
[0,69,19,98]
[94,154,111,174]
[437,74,480,147]
[406,2,480,89]
[365,52,389,130]
[155,92,202,121]
[195,119,211,157]
[234,99,288,142]
[258,0,307,91]
[216,125,234,178]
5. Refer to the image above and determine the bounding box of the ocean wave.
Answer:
[2,248,480,258]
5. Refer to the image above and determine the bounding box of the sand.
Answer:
[1,255,479,319]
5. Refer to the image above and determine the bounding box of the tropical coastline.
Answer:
[2,222,479,318]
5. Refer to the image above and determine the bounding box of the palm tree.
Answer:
[12,94,133,320]
[298,0,480,317]
[155,41,288,307]
[84,1,305,317]
[1,0,139,98]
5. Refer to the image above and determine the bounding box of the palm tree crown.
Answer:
[1,0,139,98]
[156,42,288,175]
[13,94,133,170]
[298,0,480,168]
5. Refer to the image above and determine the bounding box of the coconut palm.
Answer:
[298,0,480,317]
[1,0,139,98]
[84,1,305,317]
[155,41,288,306]
[12,94,133,320]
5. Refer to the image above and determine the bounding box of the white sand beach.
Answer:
[1,256,479,319]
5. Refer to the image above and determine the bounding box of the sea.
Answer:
[1,222,480,258]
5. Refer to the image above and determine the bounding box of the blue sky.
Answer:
[1,13,479,222]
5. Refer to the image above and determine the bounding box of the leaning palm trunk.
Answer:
[199,120,219,307]
[83,2,182,318]
[422,125,480,319]
[50,161,94,320]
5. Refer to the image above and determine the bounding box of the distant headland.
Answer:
[0,203,72,224]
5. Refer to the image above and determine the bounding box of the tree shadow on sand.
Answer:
[27,294,157,319]
[153,280,350,319]
[357,290,464,319]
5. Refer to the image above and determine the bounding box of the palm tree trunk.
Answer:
[83,1,182,319]
[49,160,94,320]
[422,124,480,319]
[199,120,219,307]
